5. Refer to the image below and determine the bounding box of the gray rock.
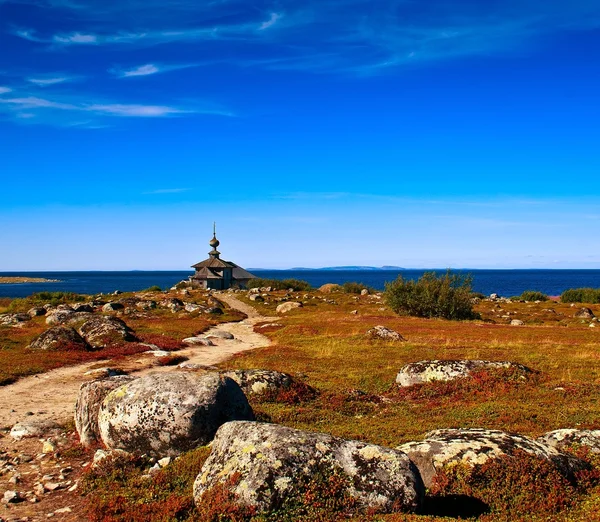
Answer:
[75,375,137,447]
[28,326,89,351]
[72,303,95,313]
[98,372,255,456]
[2,490,22,504]
[397,428,585,488]
[538,429,600,453]
[182,336,214,346]
[28,307,47,318]
[207,330,234,340]
[276,302,303,314]
[160,298,184,312]
[248,294,264,302]
[194,421,424,515]
[510,319,525,326]
[184,303,202,313]
[78,316,135,348]
[360,288,369,295]
[0,313,30,327]
[45,310,76,325]
[137,300,157,310]
[221,369,293,396]
[367,325,406,341]
[102,302,124,312]
[396,360,532,387]
[10,419,61,441]
[575,307,595,319]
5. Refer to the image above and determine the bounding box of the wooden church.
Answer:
[189,227,255,290]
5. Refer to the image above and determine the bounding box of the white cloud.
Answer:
[87,103,188,117]
[0,87,12,94]
[27,76,71,86]
[52,32,97,44]
[119,64,160,77]
[259,12,282,30]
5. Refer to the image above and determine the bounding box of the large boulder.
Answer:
[78,316,135,348]
[396,360,532,387]
[98,372,255,457]
[28,326,89,351]
[538,429,600,453]
[319,283,342,294]
[194,421,424,515]
[574,307,595,319]
[276,302,303,314]
[367,325,406,341]
[221,369,293,396]
[397,428,584,488]
[75,375,137,447]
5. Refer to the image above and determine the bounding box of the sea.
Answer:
[1,269,600,299]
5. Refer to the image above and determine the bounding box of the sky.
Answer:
[1,0,600,270]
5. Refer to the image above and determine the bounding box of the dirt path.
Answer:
[0,294,276,430]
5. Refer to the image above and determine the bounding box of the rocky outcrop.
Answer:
[98,372,254,456]
[28,326,89,351]
[397,428,584,488]
[0,313,30,327]
[194,421,424,515]
[396,360,532,387]
[538,429,600,453]
[78,316,135,348]
[276,302,303,314]
[75,375,136,447]
[367,325,406,341]
[574,307,595,319]
[221,369,293,396]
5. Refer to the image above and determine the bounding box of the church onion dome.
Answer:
[209,235,220,248]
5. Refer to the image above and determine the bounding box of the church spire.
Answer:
[209,222,221,257]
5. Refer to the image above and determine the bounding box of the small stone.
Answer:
[158,457,172,468]
[350,310,358,315]
[510,319,525,326]
[68,483,78,492]
[34,483,45,496]
[8,473,20,484]
[2,490,22,503]
[54,507,72,514]
[42,441,56,454]
[43,482,62,492]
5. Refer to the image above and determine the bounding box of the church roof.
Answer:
[191,256,234,269]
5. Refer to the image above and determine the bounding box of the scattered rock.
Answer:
[206,307,223,315]
[538,429,600,453]
[184,303,202,313]
[78,316,135,348]
[397,428,584,488]
[367,325,406,341]
[45,310,76,325]
[160,298,184,312]
[360,288,369,296]
[510,319,525,326]
[101,302,124,312]
[182,336,214,346]
[206,330,234,340]
[75,375,137,447]
[28,326,90,351]
[276,302,303,314]
[2,490,22,504]
[194,421,424,515]
[83,367,126,378]
[396,360,533,387]
[0,313,31,327]
[221,369,293,396]
[137,300,157,311]
[248,294,264,302]
[98,372,255,456]
[92,448,131,467]
[28,307,47,317]
[145,350,171,357]
[10,419,60,441]
[575,307,595,319]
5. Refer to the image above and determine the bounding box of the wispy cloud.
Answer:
[0,87,12,94]
[110,62,204,78]
[27,76,74,86]
[118,64,159,77]
[259,12,282,31]
[143,188,190,195]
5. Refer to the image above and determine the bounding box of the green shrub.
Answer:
[142,285,162,292]
[561,288,600,304]
[341,282,375,294]
[384,270,478,320]
[519,290,549,302]
[8,291,86,311]
[246,278,312,291]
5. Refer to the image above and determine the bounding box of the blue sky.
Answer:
[1,0,600,270]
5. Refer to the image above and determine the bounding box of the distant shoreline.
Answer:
[0,277,60,284]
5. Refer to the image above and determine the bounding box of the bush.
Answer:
[561,288,600,304]
[8,291,86,311]
[142,285,162,292]
[341,282,374,294]
[384,270,479,320]
[246,278,312,291]
[519,290,549,302]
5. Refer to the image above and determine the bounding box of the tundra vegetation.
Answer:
[561,288,600,304]
[2,281,600,521]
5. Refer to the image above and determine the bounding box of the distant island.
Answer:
[249,266,405,271]
[0,277,60,284]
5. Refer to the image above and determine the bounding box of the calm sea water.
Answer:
[2,269,600,298]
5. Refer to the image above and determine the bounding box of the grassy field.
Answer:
[4,287,600,520]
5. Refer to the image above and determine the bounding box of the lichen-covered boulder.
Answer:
[276,302,303,313]
[28,326,90,351]
[538,429,600,453]
[221,369,293,396]
[28,307,47,317]
[75,375,136,447]
[102,302,124,312]
[78,316,135,348]
[574,307,595,319]
[396,360,532,387]
[397,428,584,488]
[98,372,255,457]
[194,421,424,515]
[367,325,406,341]
[0,313,30,327]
